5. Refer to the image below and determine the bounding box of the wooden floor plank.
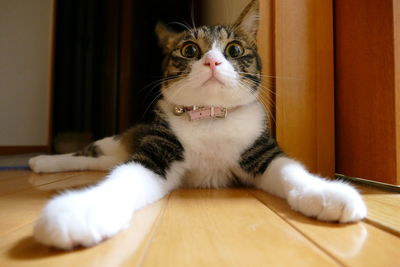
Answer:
[135,189,340,267]
[0,172,105,236]
[0,171,33,181]
[251,189,400,267]
[121,194,171,267]
[357,185,400,236]
[0,172,85,196]
[0,199,167,267]
[0,171,399,266]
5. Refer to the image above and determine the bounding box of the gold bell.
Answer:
[173,106,185,116]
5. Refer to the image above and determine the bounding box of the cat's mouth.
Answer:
[202,77,225,87]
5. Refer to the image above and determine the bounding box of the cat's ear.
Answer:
[155,21,179,53]
[233,0,259,40]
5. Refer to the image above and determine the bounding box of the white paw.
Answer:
[29,155,55,173]
[33,190,132,250]
[287,181,367,223]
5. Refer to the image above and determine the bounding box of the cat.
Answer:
[29,0,366,250]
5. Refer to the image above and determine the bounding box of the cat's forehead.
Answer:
[179,25,242,48]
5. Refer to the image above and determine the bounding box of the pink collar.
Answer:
[173,105,240,121]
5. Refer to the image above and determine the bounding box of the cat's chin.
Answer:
[162,79,258,107]
[202,77,225,87]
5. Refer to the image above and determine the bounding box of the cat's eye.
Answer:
[225,42,244,58]
[181,42,200,59]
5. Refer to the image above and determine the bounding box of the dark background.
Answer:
[52,0,201,152]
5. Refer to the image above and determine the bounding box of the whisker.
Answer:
[168,21,192,33]
[138,75,185,93]
[236,71,301,80]
[216,69,277,96]
[239,76,279,97]
[236,79,276,123]
[141,93,163,118]
[190,0,196,30]
[140,74,194,118]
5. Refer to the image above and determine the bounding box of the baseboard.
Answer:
[0,146,51,155]
[336,173,400,192]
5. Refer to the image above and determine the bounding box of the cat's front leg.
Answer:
[33,162,179,250]
[255,156,367,223]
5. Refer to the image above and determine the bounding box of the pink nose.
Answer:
[204,56,222,71]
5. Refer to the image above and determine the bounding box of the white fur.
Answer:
[159,100,264,188]
[29,137,129,173]
[33,162,178,249]
[256,157,367,223]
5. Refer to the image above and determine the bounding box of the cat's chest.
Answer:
[163,102,265,187]
[168,103,265,157]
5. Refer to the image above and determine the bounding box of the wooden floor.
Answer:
[0,171,399,266]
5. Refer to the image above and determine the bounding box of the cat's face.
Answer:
[156,0,260,107]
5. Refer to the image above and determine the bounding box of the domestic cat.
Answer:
[30,0,367,250]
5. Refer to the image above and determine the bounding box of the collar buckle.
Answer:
[211,107,227,119]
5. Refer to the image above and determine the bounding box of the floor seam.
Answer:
[248,189,346,267]
[135,193,172,267]
[363,217,400,237]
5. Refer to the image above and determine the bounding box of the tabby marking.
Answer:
[240,131,283,175]
[124,112,184,177]
[73,143,103,158]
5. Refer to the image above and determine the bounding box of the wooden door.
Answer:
[335,0,400,185]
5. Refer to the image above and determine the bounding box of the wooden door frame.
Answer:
[259,0,335,177]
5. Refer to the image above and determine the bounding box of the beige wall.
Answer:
[0,0,53,146]
[202,0,249,25]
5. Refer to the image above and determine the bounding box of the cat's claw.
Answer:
[33,191,132,250]
[287,182,367,223]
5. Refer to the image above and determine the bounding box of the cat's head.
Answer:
[155,0,261,107]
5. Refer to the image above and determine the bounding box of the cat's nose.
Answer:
[204,56,222,71]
